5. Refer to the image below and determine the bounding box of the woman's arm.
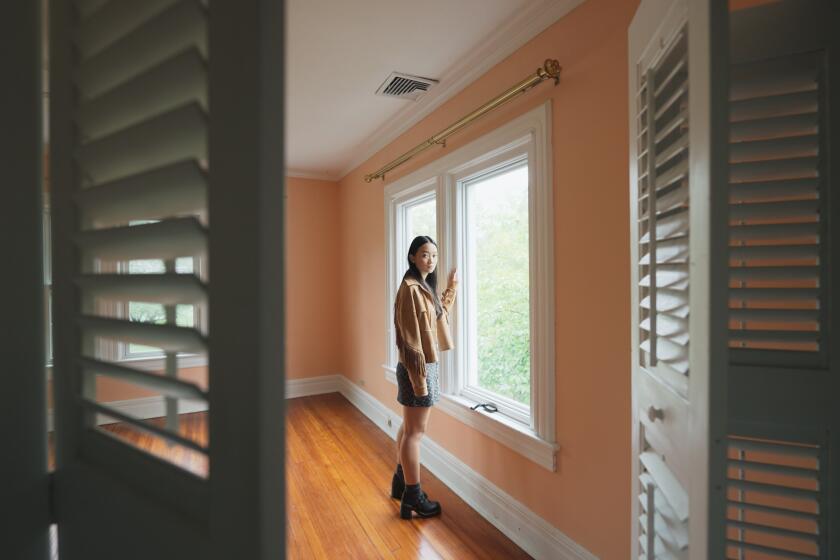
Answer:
[441,268,458,313]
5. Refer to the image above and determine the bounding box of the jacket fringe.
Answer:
[401,344,428,397]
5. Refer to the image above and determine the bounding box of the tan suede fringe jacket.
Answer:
[394,275,457,397]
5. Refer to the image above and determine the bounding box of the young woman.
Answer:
[390,235,457,519]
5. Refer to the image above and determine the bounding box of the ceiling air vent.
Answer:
[375,72,438,101]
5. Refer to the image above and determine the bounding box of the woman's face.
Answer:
[410,242,438,278]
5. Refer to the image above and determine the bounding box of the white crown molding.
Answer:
[285,168,341,182]
[334,0,586,181]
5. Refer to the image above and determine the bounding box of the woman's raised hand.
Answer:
[448,268,458,287]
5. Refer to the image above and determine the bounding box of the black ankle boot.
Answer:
[400,483,441,519]
[391,464,405,500]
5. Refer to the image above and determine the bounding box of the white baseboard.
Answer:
[45,375,342,431]
[337,377,597,560]
[285,374,343,398]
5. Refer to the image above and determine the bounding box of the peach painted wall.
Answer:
[337,0,638,557]
[285,176,343,379]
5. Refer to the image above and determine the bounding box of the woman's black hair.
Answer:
[405,235,443,317]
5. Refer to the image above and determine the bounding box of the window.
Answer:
[384,103,556,470]
[121,255,201,359]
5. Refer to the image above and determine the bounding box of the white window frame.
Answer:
[383,102,557,470]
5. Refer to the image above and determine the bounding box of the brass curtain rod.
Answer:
[364,59,561,183]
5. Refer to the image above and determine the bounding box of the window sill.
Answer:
[382,365,557,471]
[121,354,208,372]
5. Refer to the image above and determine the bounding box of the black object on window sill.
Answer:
[470,403,498,413]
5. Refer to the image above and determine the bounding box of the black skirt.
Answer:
[396,362,440,407]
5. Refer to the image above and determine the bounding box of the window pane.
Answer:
[467,163,530,405]
[126,256,196,355]
[407,198,436,245]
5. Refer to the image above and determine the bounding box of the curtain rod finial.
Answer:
[543,59,561,85]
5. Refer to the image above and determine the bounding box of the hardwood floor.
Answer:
[286,393,532,559]
[50,393,533,559]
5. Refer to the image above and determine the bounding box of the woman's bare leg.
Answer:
[395,424,405,466]
[399,405,432,485]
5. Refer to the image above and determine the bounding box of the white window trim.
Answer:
[383,102,557,471]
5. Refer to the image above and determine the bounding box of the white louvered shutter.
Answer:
[725,1,836,558]
[630,0,730,558]
[49,2,284,559]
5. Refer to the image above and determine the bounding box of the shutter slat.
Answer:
[641,315,689,345]
[653,56,686,98]
[639,473,680,521]
[654,108,687,144]
[730,135,818,164]
[75,273,207,305]
[728,458,817,479]
[727,479,818,500]
[730,113,818,143]
[729,437,819,458]
[655,134,688,168]
[729,244,818,261]
[640,268,689,290]
[730,287,819,301]
[730,178,818,202]
[729,308,818,323]
[78,48,207,142]
[729,266,818,282]
[642,288,689,313]
[729,329,819,345]
[75,160,207,228]
[727,500,819,523]
[729,199,818,221]
[76,0,207,100]
[730,90,818,122]
[726,540,818,560]
[83,399,206,453]
[730,222,818,242]
[640,452,689,522]
[80,356,206,402]
[75,0,178,59]
[729,157,818,184]
[641,210,689,243]
[79,315,206,354]
[641,338,688,372]
[639,236,688,265]
[77,102,207,186]
[730,61,816,102]
[656,181,688,212]
[75,217,207,262]
[654,83,687,121]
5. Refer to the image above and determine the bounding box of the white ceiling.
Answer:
[286,0,584,180]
